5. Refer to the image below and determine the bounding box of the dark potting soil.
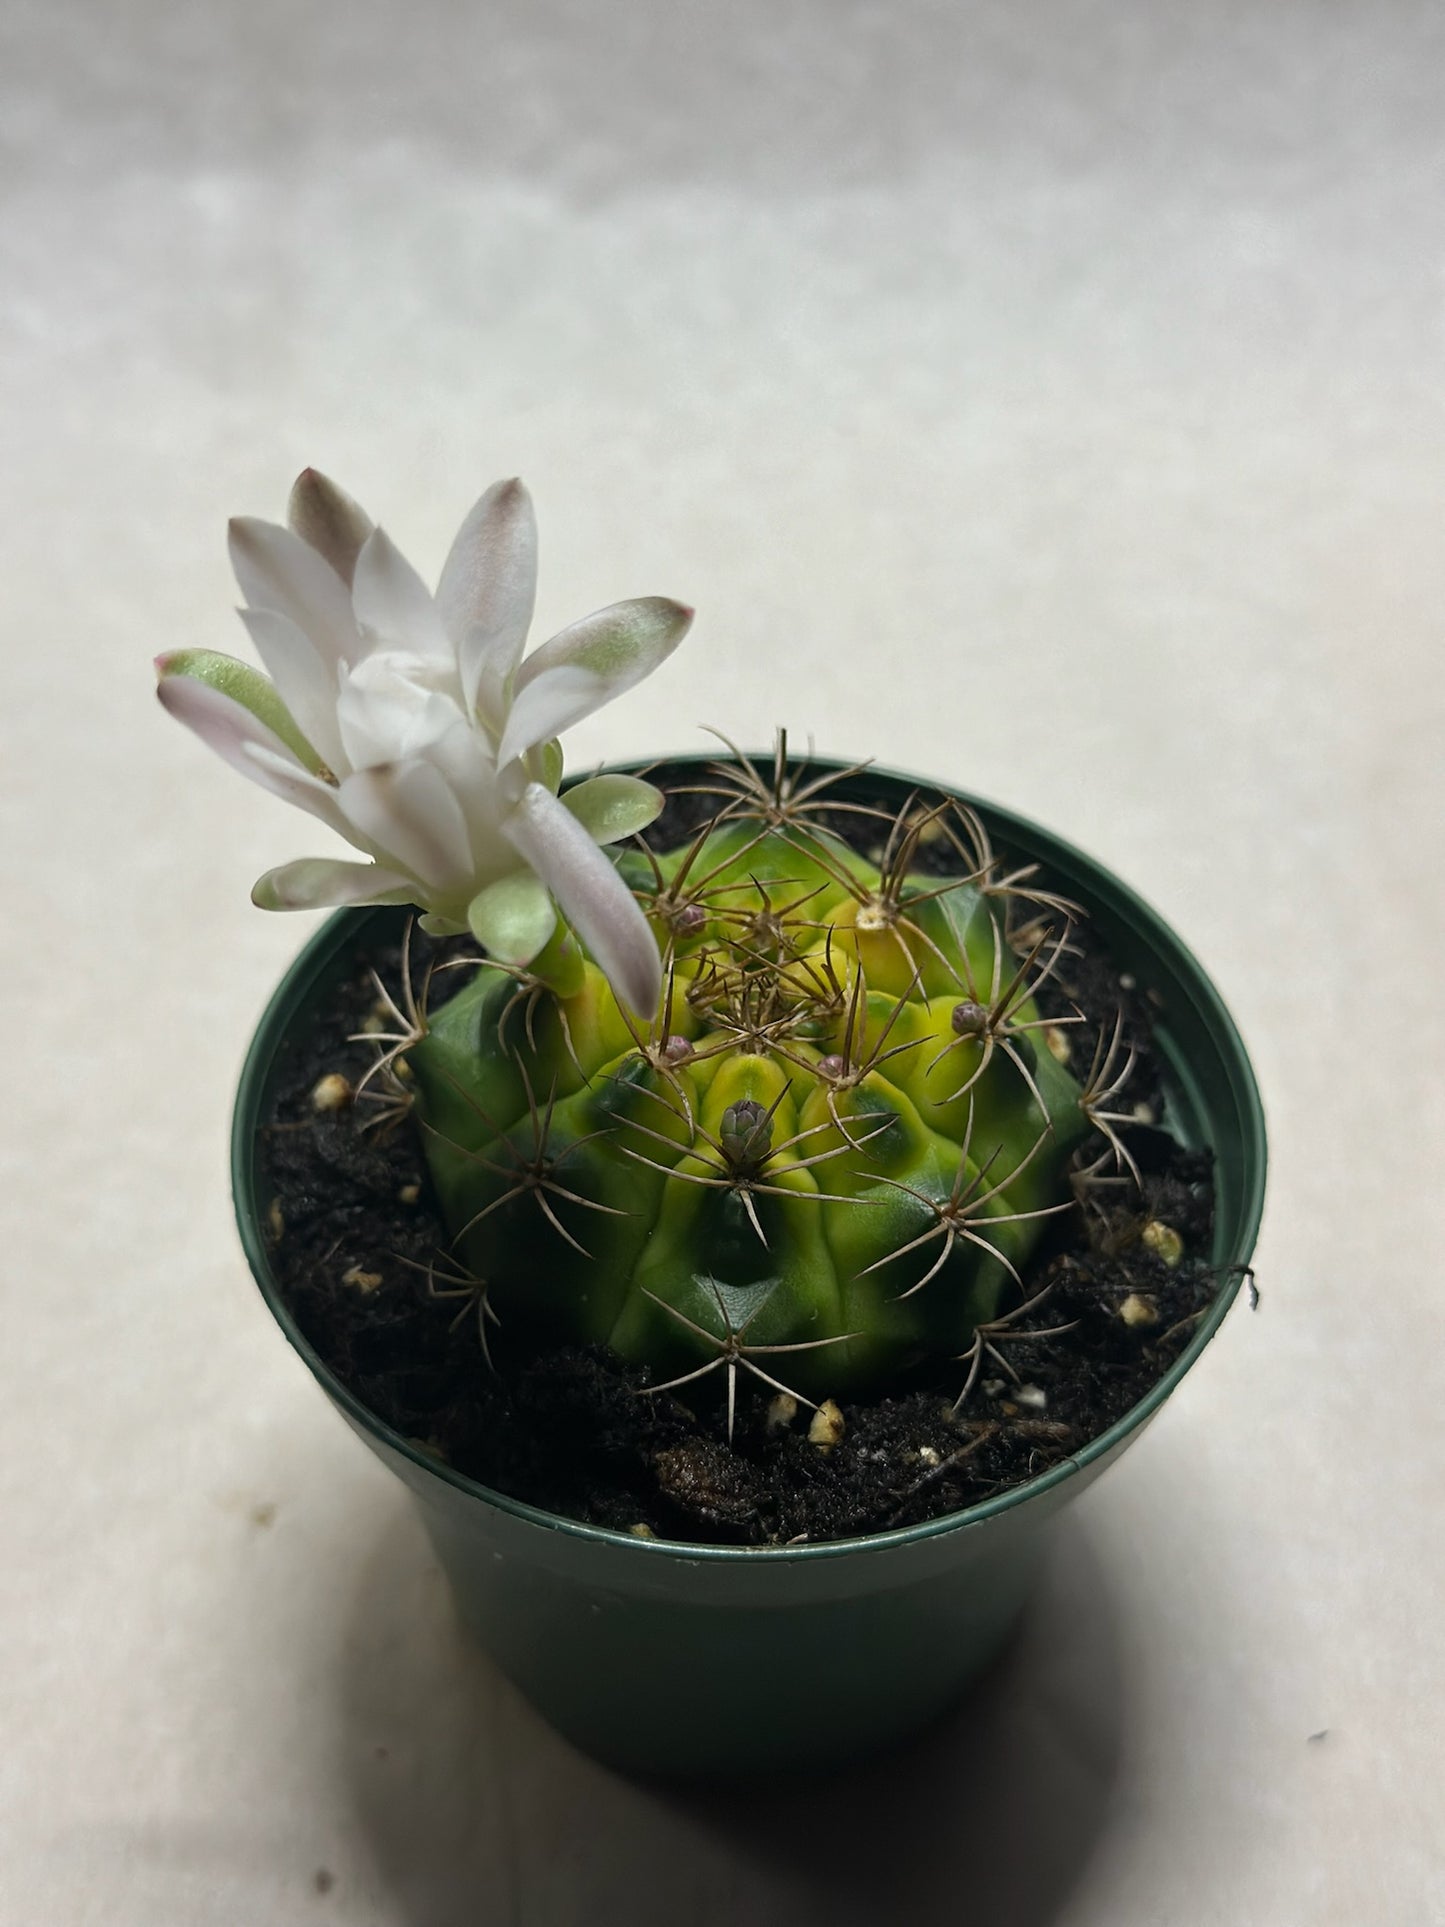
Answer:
[259,780,1232,1547]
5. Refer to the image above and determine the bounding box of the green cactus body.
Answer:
[407,791,1091,1405]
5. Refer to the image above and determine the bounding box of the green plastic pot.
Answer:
[232,758,1267,1779]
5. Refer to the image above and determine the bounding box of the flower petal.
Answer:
[158,672,347,832]
[503,782,662,1014]
[422,717,517,876]
[498,597,692,767]
[466,870,558,965]
[495,664,604,770]
[235,608,347,773]
[157,648,322,772]
[240,741,358,836]
[562,773,663,845]
[338,758,473,896]
[251,857,416,911]
[287,469,374,586]
[351,527,451,662]
[334,655,466,772]
[514,596,692,696]
[436,479,538,717]
[229,517,361,669]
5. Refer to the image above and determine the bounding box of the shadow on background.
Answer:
[336,1502,1126,1925]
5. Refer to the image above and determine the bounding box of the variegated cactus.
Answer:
[404,744,1113,1421]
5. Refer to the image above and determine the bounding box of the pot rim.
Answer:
[232,754,1267,1565]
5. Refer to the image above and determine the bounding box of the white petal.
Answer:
[158,674,346,833]
[335,654,466,770]
[240,741,358,837]
[229,517,361,668]
[237,607,347,773]
[287,469,374,586]
[503,782,662,1014]
[466,870,557,965]
[251,857,415,911]
[423,717,516,876]
[351,527,451,662]
[338,759,474,896]
[437,479,538,716]
[498,597,691,767]
[156,648,322,772]
[562,773,663,845]
[513,596,692,697]
[495,663,604,770]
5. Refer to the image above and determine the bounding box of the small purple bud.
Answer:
[816,1053,847,1081]
[951,1000,989,1037]
[719,1097,772,1168]
[674,902,707,935]
[661,1034,694,1066]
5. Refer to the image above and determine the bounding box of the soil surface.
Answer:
[260,773,1232,1546]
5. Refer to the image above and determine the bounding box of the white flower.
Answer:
[157,469,692,1012]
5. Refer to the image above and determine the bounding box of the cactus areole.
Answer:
[403,751,1103,1418]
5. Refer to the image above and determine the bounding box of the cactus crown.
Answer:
[395,740,1113,1430]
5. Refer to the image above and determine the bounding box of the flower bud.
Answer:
[719,1098,772,1168]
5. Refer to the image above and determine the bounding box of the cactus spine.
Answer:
[406,750,1093,1412]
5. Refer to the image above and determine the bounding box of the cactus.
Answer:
[402,745,1098,1420]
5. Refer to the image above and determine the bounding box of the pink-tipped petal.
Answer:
[338,758,473,896]
[498,597,691,767]
[351,527,452,662]
[158,674,347,834]
[157,648,321,772]
[502,782,662,1014]
[229,517,361,669]
[287,469,374,585]
[513,596,692,696]
[251,857,416,911]
[437,479,538,714]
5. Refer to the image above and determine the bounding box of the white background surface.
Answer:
[3,2,1443,1921]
